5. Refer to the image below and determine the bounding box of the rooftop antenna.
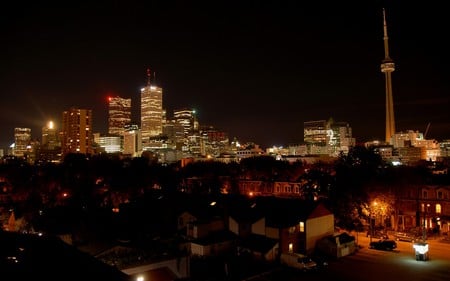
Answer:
[146,68,151,87]
[424,122,431,139]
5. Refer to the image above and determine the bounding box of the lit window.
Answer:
[299,221,305,232]
[436,204,441,214]
[289,243,293,253]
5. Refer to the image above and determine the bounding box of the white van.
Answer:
[280,252,317,271]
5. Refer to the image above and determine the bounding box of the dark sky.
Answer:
[1,1,449,151]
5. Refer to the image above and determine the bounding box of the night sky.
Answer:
[1,1,449,151]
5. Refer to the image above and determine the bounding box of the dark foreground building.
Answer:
[0,231,131,281]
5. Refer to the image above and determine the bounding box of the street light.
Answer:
[369,201,378,244]
[422,203,430,241]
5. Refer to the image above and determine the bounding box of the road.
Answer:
[247,233,450,281]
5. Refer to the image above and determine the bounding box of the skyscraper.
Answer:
[141,70,163,146]
[13,127,31,157]
[173,108,197,137]
[42,121,59,150]
[108,96,131,136]
[61,108,93,156]
[123,124,142,157]
[381,8,396,144]
[39,120,61,163]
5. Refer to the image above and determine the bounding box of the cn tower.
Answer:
[380,8,395,144]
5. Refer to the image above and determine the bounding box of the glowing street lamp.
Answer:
[369,201,378,244]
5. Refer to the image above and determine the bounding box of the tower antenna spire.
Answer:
[381,8,396,144]
[146,68,151,87]
[383,8,391,60]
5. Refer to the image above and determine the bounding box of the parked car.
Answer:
[310,253,329,268]
[369,239,397,251]
[366,230,389,239]
[394,232,421,242]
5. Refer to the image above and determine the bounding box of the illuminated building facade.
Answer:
[108,96,131,136]
[39,121,61,163]
[42,121,60,150]
[304,118,355,156]
[13,127,31,157]
[173,109,198,137]
[328,121,355,156]
[304,120,328,155]
[123,124,142,157]
[141,85,163,145]
[94,133,121,153]
[61,108,93,156]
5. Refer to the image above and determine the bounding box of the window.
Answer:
[289,243,293,253]
[436,204,441,214]
[289,226,296,234]
[437,191,443,199]
[423,191,428,199]
[299,221,305,232]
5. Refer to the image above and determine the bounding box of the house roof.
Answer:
[228,198,264,224]
[323,232,356,244]
[176,195,224,222]
[239,234,278,253]
[192,230,237,246]
[259,197,331,228]
[0,231,131,281]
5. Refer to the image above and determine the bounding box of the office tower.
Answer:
[141,70,163,145]
[304,118,354,156]
[328,120,355,156]
[108,96,131,136]
[13,127,31,157]
[173,108,197,136]
[123,124,142,157]
[42,121,60,150]
[39,121,61,163]
[304,120,328,154]
[61,108,93,156]
[381,8,396,144]
[93,133,121,153]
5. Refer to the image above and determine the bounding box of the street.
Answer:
[246,233,450,281]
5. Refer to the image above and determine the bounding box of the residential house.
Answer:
[177,200,236,257]
[316,231,357,258]
[262,197,334,255]
[228,196,334,257]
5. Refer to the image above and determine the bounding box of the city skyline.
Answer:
[2,2,449,151]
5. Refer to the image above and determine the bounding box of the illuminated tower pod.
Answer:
[61,108,93,156]
[381,8,396,144]
[140,70,163,146]
[108,96,131,136]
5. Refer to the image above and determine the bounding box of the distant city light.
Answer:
[48,121,54,129]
